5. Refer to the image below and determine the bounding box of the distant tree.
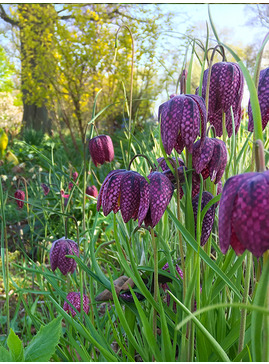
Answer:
[0,4,174,140]
[245,4,269,29]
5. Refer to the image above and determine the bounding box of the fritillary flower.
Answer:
[199,62,244,137]
[86,185,98,198]
[14,189,25,209]
[219,171,269,257]
[50,237,79,275]
[158,94,207,155]
[63,292,89,317]
[192,137,227,184]
[192,191,217,246]
[89,135,114,167]
[41,183,50,196]
[248,67,269,132]
[97,169,149,225]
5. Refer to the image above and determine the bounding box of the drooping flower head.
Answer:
[248,67,269,132]
[142,171,174,228]
[14,189,25,209]
[192,137,227,184]
[61,189,70,207]
[199,62,244,137]
[192,191,217,246]
[72,171,79,181]
[89,135,114,167]
[41,183,50,196]
[68,182,74,191]
[50,237,79,275]
[86,185,98,198]
[97,169,149,225]
[63,292,90,317]
[158,94,207,155]
[219,171,269,257]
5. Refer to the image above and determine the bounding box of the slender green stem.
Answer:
[115,25,135,165]
[151,228,158,339]
[238,251,252,354]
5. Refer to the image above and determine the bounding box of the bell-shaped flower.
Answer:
[50,237,79,275]
[89,135,114,167]
[219,171,269,257]
[192,137,227,184]
[248,68,269,132]
[142,172,174,228]
[61,189,70,207]
[192,191,217,246]
[158,94,207,155]
[86,185,98,198]
[97,169,149,225]
[41,183,50,196]
[14,189,25,209]
[72,171,78,181]
[199,62,244,137]
[63,292,90,317]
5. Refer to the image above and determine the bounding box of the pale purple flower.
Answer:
[50,238,79,275]
[14,189,25,209]
[192,191,217,246]
[192,137,227,184]
[158,94,207,155]
[63,292,89,317]
[89,135,114,167]
[248,68,269,132]
[199,62,244,137]
[219,171,269,257]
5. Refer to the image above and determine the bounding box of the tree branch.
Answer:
[0,5,19,27]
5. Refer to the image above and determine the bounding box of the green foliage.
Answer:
[0,46,15,93]
[22,128,44,146]
[0,318,62,362]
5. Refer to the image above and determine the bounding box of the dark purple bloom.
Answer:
[41,183,50,196]
[192,137,227,184]
[119,291,145,302]
[219,171,269,257]
[97,169,149,225]
[86,185,98,198]
[89,135,114,167]
[161,263,183,309]
[142,172,174,228]
[50,238,79,275]
[192,191,217,246]
[14,189,25,209]
[248,68,269,132]
[68,182,74,191]
[72,171,78,181]
[63,292,90,317]
[158,94,207,155]
[61,189,70,207]
[199,62,244,137]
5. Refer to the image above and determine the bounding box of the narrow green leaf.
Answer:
[24,317,62,362]
[7,328,24,361]
[167,207,242,299]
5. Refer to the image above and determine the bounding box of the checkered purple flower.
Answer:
[50,238,79,275]
[219,171,269,257]
[142,172,174,228]
[248,68,269,132]
[14,189,25,209]
[192,191,217,246]
[199,62,244,137]
[89,135,114,167]
[158,94,207,155]
[63,292,90,317]
[192,137,227,184]
[97,169,150,225]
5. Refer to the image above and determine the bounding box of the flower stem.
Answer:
[151,228,158,339]
[238,251,252,354]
